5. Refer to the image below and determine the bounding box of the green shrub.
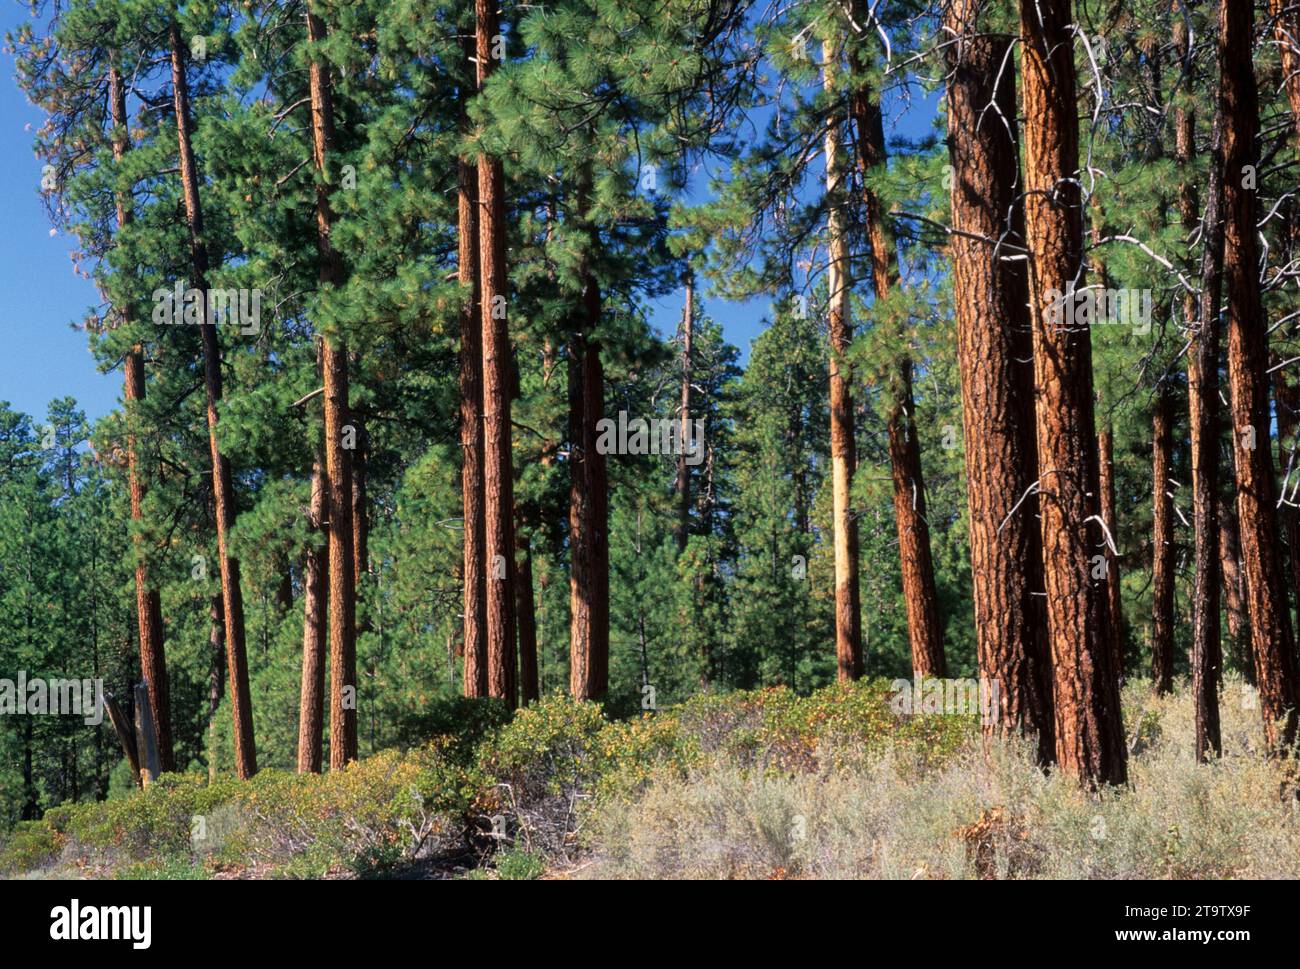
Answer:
[0,820,60,876]
[495,848,546,880]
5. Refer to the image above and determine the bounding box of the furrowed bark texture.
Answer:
[942,0,1054,761]
[1220,0,1299,754]
[477,0,517,707]
[1019,0,1126,785]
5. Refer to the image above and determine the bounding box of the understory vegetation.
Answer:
[2,678,1295,880]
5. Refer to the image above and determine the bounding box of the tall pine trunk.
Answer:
[1097,427,1124,682]
[297,455,327,773]
[306,6,358,768]
[1150,384,1176,695]
[109,62,172,773]
[1177,4,1223,756]
[1219,0,1300,753]
[822,41,863,681]
[458,40,488,695]
[169,23,256,779]
[1019,0,1125,785]
[568,276,610,700]
[477,0,517,706]
[942,0,1053,760]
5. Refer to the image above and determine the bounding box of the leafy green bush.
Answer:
[495,848,546,880]
[0,819,60,876]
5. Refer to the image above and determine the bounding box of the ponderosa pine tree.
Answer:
[821,40,863,682]
[304,3,359,769]
[942,0,1053,759]
[108,60,172,772]
[476,0,518,707]
[845,6,946,680]
[168,20,257,779]
[458,29,488,699]
[1019,0,1125,785]
[1218,0,1300,754]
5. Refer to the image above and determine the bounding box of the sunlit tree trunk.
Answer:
[942,0,1054,761]
[822,41,863,681]
[1018,0,1125,785]
[477,0,517,707]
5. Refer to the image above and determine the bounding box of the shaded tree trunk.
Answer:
[169,23,256,779]
[1219,500,1252,682]
[942,0,1054,761]
[297,456,327,773]
[109,61,172,773]
[207,595,225,784]
[515,519,539,704]
[477,0,517,706]
[1150,384,1176,695]
[351,417,368,582]
[1177,6,1223,757]
[1018,0,1125,785]
[823,41,863,681]
[1219,0,1300,753]
[568,307,610,699]
[1097,427,1124,683]
[1272,366,1300,624]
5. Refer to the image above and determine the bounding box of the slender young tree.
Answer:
[108,61,172,773]
[1019,0,1125,785]
[942,0,1053,760]
[459,30,488,697]
[297,455,327,773]
[1150,383,1175,695]
[1173,2,1223,755]
[1219,0,1299,753]
[168,21,256,779]
[847,30,945,679]
[822,40,863,681]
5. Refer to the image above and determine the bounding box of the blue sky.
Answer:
[0,3,119,424]
[0,3,941,426]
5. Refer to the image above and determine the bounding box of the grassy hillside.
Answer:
[2,678,1296,880]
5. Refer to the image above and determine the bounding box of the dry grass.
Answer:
[582,676,1300,879]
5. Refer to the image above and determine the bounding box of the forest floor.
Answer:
[3,677,1299,879]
